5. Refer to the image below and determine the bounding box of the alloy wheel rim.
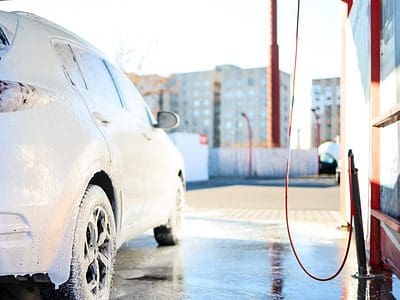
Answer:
[174,189,183,233]
[84,206,112,296]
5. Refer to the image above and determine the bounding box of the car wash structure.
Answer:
[340,0,400,277]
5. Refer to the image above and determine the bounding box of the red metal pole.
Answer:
[370,0,381,270]
[241,113,253,177]
[267,0,281,148]
[341,0,353,16]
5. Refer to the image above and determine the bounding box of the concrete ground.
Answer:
[1,177,399,299]
[111,177,400,299]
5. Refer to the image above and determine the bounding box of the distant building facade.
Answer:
[212,65,290,147]
[311,77,341,147]
[167,70,216,145]
[129,65,291,148]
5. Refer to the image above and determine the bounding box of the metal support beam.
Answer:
[267,0,281,148]
[370,0,381,269]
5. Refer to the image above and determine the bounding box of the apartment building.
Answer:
[167,70,216,144]
[311,77,341,147]
[130,65,291,148]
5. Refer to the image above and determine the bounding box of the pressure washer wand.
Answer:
[348,150,368,277]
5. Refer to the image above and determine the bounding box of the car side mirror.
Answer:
[155,111,180,129]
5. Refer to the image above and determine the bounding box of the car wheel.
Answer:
[154,179,184,246]
[335,171,340,185]
[56,184,116,299]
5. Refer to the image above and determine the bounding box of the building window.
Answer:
[225,80,233,88]
[225,111,233,118]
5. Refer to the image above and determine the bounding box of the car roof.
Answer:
[8,11,105,58]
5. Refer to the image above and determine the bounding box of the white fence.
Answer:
[209,148,319,177]
[169,132,209,182]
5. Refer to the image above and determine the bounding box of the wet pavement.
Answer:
[111,177,400,299]
[1,177,400,299]
[111,217,398,299]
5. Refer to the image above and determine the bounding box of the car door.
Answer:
[105,64,174,229]
[64,43,148,237]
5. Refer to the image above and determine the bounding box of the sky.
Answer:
[0,0,344,148]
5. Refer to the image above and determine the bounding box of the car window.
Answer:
[53,42,87,90]
[0,27,9,54]
[320,153,335,164]
[71,47,123,108]
[105,63,154,126]
[0,12,17,56]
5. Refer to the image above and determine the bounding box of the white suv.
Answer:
[0,11,185,299]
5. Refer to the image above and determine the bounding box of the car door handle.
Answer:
[142,129,154,140]
[93,112,111,126]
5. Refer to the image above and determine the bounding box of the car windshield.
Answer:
[320,152,335,164]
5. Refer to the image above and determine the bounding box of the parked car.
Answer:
[318,142,340,177]
[0,11,185,299]
[335,159,341,184]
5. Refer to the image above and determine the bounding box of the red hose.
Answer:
[284,0,353,281]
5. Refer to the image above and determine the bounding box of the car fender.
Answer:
[47,159,115,288]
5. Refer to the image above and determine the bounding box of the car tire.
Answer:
[48,184,117,300]
[335,171,340,185]
[153,178,184,246]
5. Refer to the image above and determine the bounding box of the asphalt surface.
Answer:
[1,177,399,299]
[111,219,397,299]
[110,177,399,299]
